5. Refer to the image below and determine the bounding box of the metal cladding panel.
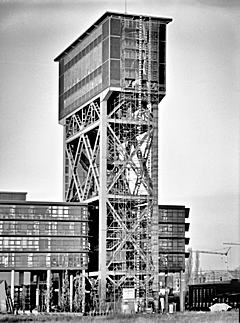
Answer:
[57,13,171,121]
[58,23,104,121]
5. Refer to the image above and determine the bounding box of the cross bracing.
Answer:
[62,15,167,307]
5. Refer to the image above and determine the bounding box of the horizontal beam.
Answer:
[66,120,100,143]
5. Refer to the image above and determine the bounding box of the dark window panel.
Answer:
[110,60,120,86]
[159,24,166,41]
[102,38,109,62]
[110,18,121,36]
[159,41,166,63]
[110,37,120,59]
[102,19,109,39]
[102,61,109,88]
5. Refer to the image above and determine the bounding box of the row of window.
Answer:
[159,210,186,221]
[64,71,102,108]
[159,254,185,269]
[0,237,88,252]
[159,224,185,232]
[123,48,158,61]
[0,221,87,231]
[122,38,159,51]
[64,35,102,72]
[122,19,160,33]
[159,239,185,248]
[64,43,102,92]
[63,26,102,65]
[0,205,87,221]
[0,221,87,228]
[0,253,87,269]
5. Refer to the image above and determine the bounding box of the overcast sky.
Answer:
[0,0,239,271]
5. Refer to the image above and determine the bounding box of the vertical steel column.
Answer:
[46,269,51,313]
[180,269,185,312]
[82,269,86,313]
[36,274,39,311]
[99,98,107,303]
[69,273,73,312]
[165,273,168,313]
[11,270,14,306]
[63,126,67,201]
[151,103,159,308]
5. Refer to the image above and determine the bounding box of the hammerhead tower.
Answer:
[55,12,172,305]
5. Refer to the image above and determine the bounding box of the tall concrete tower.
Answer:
[55,12,172,307]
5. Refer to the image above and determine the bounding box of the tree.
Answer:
[185,248,193,287]
[60,270,70,312]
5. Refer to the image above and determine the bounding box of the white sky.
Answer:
[0,0,239,271]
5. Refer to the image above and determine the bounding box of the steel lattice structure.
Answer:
[55,12,172,307]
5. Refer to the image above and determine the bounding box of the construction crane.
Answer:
[193,248,231,256]
[190,248,231,283]
[223,242,240,246]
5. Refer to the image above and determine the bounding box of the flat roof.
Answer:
[54,11,172,62]
[0,200,86,207]
[158,205,187,209]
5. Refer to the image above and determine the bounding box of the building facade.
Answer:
[188,279,240,311]
[158,205,189,272]
[0,193,88,311]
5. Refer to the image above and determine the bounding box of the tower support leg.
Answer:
[82,269,86,314]
[151,103,159,311]
[98,98,107,304]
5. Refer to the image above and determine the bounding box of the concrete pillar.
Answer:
[69,273,73,312]
[82,269,85,314]
[46,269,51,313]
[165,273,168,313]
[180,270,185,312]
[99,97,107,303]
[58,272,62,307]
[10,270,14,306]
[36,274,39,311]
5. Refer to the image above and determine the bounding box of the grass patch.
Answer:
[0,311,239,323]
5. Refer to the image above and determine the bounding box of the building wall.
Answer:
[0,192,27,201]
[158,206,189,272]
[0,201,88,270]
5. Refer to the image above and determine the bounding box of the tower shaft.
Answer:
[55,12,172,306]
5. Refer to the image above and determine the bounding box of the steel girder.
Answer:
[64,92,158,302]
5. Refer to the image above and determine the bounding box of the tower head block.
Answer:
[55,12,172,122]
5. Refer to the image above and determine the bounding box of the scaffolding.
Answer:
[104,15,162,307]
[60,13,170,310]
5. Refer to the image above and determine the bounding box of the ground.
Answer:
[0,311,239,323]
